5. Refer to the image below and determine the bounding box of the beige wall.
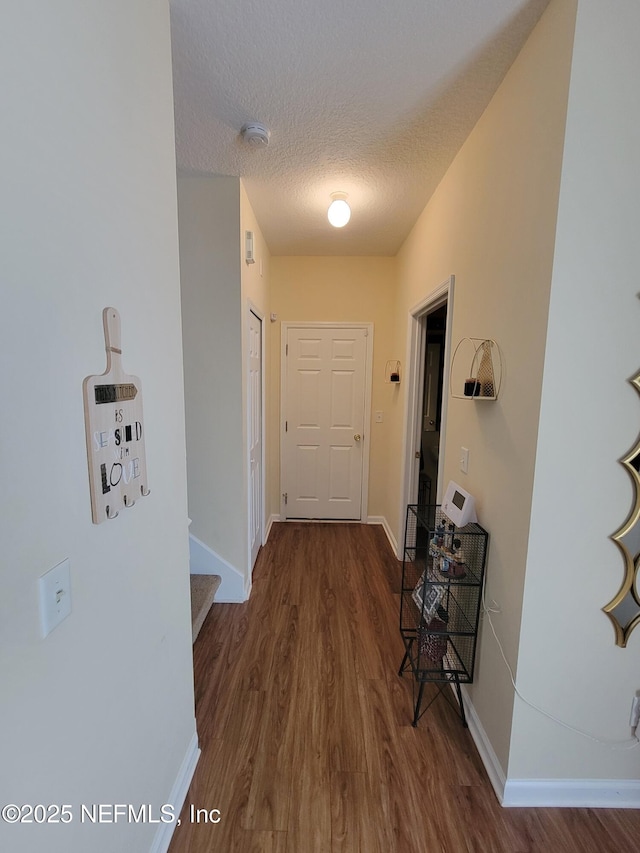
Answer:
[267,0,637,794]
[270,257,397,521]
[392,0,576,774]
[510,0,640,783]
[0,3,196,851]
[241,181,271,313]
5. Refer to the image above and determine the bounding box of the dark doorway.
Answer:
[418,304,447,506]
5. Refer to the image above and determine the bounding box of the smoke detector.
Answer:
[241,122,271,147]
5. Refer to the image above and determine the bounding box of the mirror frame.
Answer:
[604,370,640,646]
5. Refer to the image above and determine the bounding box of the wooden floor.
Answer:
[169,523,640,852]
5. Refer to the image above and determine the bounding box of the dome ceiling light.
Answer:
[327,192,351,228]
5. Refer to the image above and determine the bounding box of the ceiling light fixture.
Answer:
[240,122,271,147]
[327,192,351,228]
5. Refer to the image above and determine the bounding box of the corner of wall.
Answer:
[189,533,249,603]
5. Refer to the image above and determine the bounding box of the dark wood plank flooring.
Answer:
[168,522,640,852]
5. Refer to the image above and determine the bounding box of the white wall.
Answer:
[240,182,272,527]
[178,176,249,594]
[0,3,196,852]
[510,0,640,787]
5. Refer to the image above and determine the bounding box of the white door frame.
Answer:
[280,321,374,522]
[246,301,265,577]
[397,275,455,559]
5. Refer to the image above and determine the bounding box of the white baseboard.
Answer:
[189,533,248,602]
[264,514,280,542]
[459,685,507,803]
[367,515,398,554]
[460,686,640,808]
[502,778,640,808]
[150,730,200,853]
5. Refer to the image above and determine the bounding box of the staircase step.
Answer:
[190,574,221,643]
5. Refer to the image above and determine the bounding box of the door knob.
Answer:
[354,434,361,442]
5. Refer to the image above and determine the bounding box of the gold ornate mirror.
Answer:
[604,369,640,646]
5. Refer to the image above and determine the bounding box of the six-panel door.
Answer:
[284,327,367,519]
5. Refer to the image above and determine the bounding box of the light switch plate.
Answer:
[39,559,72,637]
[460,447,469,474]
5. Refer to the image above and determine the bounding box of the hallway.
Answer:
[169,523,640,852]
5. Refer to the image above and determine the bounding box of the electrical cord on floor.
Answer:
[481,585,640,752]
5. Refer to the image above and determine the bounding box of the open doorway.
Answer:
[398,276,454,558]
[248,308,263,573]
[418,305,447,506]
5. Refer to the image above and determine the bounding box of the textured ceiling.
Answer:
[170,0,550,256]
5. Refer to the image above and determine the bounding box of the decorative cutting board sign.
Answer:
[83,308,149,523]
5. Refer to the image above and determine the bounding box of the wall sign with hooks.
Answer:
[83,308,150,523]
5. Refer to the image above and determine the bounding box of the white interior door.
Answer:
[248,310,262,568]
[283,326,368,520]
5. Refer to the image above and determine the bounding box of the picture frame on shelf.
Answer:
[412,573,443,620]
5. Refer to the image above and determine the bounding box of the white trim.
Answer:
[502,778,640,809]
[367,515,398,554]
[280,322,374,522]
[265,514,280,542]
[398,310,426,556]
[246,301,266,576]
[458,687,640,809]
[150,730,200,853]
[189,533,248,602]
[397,276,455,559]
[459,685,507,804]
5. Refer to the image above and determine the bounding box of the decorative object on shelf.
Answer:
[476,340,494,397]
[448,539,467,579]
[399,504,488,727]
[450,338,502,400]
[83,308,150,524]
[419,613,449,663]
[604,366,640,646]
[412,574,443,620]
[385,360,401,383]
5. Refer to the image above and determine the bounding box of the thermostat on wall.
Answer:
[442,481,477,528]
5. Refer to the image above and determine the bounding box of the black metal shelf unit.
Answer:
[398,505,488,727]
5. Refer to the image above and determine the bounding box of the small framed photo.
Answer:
[412,573,443,620]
